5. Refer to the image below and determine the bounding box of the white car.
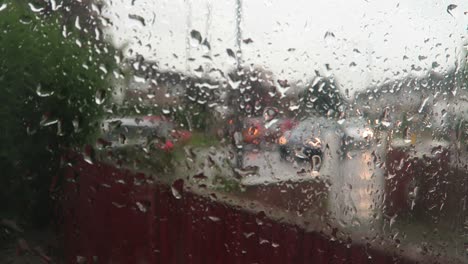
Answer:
[278,116,344,172]
[339,117,374,151]
[100,117,178,148]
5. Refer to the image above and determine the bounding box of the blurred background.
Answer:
[0,0,467,263]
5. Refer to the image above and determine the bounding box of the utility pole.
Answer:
[204,1,213,73]
[366,43,374,88]
[185,0,193,72]
[235,0,243,69]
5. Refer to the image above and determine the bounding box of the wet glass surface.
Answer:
[0,0,467,263]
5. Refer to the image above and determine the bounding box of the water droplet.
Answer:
[171,179,184,199]
[277,79,289,88]
[201,39,211,52]
[420,79,429,88]
[72,119,80,133]
[83,145,95,165]
[389,214,398,228]
[49,0,60,11]
[112,202,126,209]
[194,65,204,78]
[206,156,217,168]
[128,14,146,26]
[226,48,236,58]
[40,115,58,127]
[243,232,254,238]
[76,256,87,264]
[208,216,220,222]
[380,107,391,127]
[99,65,108,74]
[136,201,148,213]
[418,97,429,113]
[209,193,217,201]
[403,127,411,143]
[324,31,335,39]
[57,120,64,136]
[19,15,33,25]
[26,125,37,135]
[119,133,126,144]
[95,89,106,105]
[263,107,278,122]
[36,84,54,97]
[28,3,44,13]
[74,17,81,30]
[107,120,122,131]
[134,75,146,83]
[228,76,241,90]
[190,30,202,47]
[233,166,259,178]
[447,4,457,16]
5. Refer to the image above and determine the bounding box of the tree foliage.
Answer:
[297,76,345,118]
[0,1,115,227]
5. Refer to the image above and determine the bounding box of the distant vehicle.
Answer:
[278,117,343,172]
[241,117,297,145]
[100,116,191,151]
[339,117,374,151]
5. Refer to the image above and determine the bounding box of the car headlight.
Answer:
[278,136,287,145]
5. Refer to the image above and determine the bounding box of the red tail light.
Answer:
[248,126,259,136]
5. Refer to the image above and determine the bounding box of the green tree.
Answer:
[225,67,278,118]
[0,1,115,229]
[297,76,345,118]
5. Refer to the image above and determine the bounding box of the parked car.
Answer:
[100,116,191,151]
[241,117,297,145]
[339,117,374,152]
[278,117,343,172]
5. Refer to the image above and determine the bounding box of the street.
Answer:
[240,145,385,230]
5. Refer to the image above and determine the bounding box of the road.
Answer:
[239,144,385,230]
[240,149,308,185]
[172,141,386,230]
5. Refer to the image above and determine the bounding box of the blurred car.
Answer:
[278,117,343,171]
[241,117,297,145]
[339,117,374,151]
[100,116,191,151]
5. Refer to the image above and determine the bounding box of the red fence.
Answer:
[61,154,455,264]
[385,146,464,223]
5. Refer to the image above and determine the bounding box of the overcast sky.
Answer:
[102,0,468,96]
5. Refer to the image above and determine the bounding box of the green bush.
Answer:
[0,1,115,227]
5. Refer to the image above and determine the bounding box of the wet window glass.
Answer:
[1,0,467,263]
